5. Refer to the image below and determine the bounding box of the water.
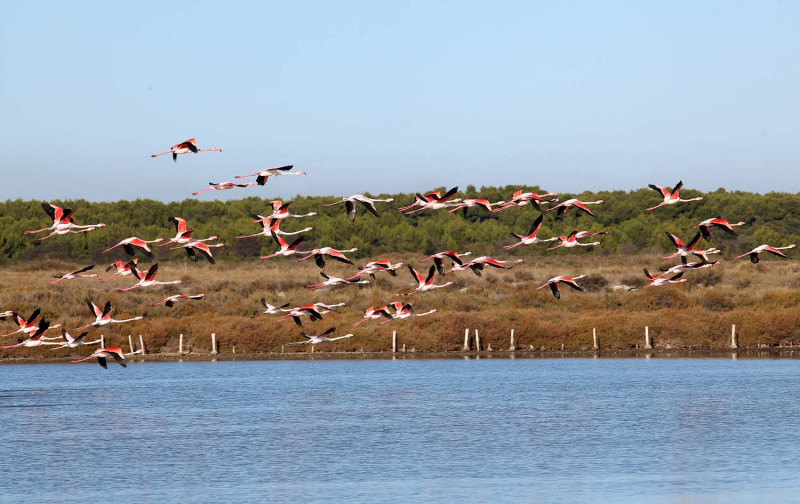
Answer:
[1,357,799,503]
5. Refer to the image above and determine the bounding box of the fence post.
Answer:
[463,329,470,351]
[509,329,516,351]
[592,328,599,350]
[100,335,105,348]
[139,335,146,354]
[644,326,653,349]
[392,331,397,353]
[128,335,134,354]
[730,324,738,349]
[211,333,218,355]
[474,329,481,352]
[179,333,184,354]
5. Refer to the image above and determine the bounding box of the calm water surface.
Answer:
[1,357,798,503]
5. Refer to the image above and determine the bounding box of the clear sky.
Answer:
[1,1,798,202]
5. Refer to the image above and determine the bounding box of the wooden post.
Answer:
[402,343,406,353]
[592,328,599,350]
[474,329,481,352]
[730,324,738,349]
[139,335,145,354]
[100,335,105,348]
[509,329,516,351]
[232,345,236,354]
[392,331,397,353]
[128,335,134,354]
[644,326,653,349]
[463,329,470,351]
[179,333,184,354]
[211,333,218,355]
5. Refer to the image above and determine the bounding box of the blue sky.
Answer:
[1,1,797,202]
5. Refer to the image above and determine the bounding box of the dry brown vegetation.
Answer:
[2,251,799,361]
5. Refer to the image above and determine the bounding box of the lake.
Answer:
[1,356,798,503]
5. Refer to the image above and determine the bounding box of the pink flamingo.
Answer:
[192,181,256,196]
[0,319,58,349]
[734,244,796,263]
[352,305,394,326]
[345,260,405,281]
[236,216,312,239]
[71,347,128,368]
[102,237,164,257]
[286,327,354,346]
[306,272,370,290]
[259,233,307,259]
[406,265,453,295]
[76,300,143,331]
[546,231,601,251]
[170,239,224,264]
[50,328,102,349]
[536,275,587,299]
[504,214,558,249]
[251,299,291,318]
[264,200,317,220]
[419,250,472,276]
[493,190,558,213]
[403,187,461,215]
[276,305,325,327]
[297,246,358,269]
[0,308,56,339]
[643,269,687,288]
[118,263,182,292]
[26,203,106,241]
[378,303,437,325]
[325,194,395,222]
[235,165,306,185]
[447,198,501,215]
[684,218,746,240]
[153,293,206,307]
[49,265,97,285]
[545,198,604,217]
[150,138,221,162]
[659,259,718,276]
[661,231,718,265]
[646,180,703,211]
[397,191,452,213]
[157,217,192,247]
[100,258,139,282]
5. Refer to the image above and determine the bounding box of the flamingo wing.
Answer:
[358,199,381,217]
[527,214,544,237]
[549,282,561,299]
[670,180,684,197]
[648,184,670,197]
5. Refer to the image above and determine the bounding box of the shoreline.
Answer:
[3,346,799,365]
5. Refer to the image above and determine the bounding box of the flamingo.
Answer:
[286,327,354,346]
[544,198,604,217]
[259,232,307,259]
[49,265,97,285]
[659,259,719,276]
[378,303,437,325]
[150,138,221,162]
[251,299,291,318]
[153,294,206,307]
[643,269,687,288]
[0,310,13,319]
[734,244,796,263]
[352,305,394,326]
[406,265,453,295]
[397,190,453,212]
[118,263,182,292]
[493,190,558,213]
[297,246,358,269]
[76,300,144,331]
[192,181,256,196]
[324,194,395,222]
[306,272,370,290]
[450,256,523,276]
[71,347,128,368]
[574,230,609,239]
[100,258,139,282]
[546,231,601,251]
[50,328,102,350]
[345,260,405,281]
[0,319,59,349]
[446,198,502,215]
[662,231,703,264]
[1,308,42,338]
[536,275,587,299]
[314,302,346,314]
[419,250,472,276]
[157,217,192,247]
[170,239,224,264]
[102,237,164,257]
[403,187,461,215]
[236,216,312,239]
[646,180,703,211]
[504,214,558,249]
[264,200,317,220]
[26,203,106,241]
[234,165,306,185]
[683,218,746,240]
[276,305,324,327]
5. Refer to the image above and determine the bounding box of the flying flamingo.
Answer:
[643,269,687,288]
[446,198,502,215]
[493,190,558,213]
[324,194,395,222]
[76,300,144,331]
[544,198,604,217]
[1,308,48,338]
[661,231,713,264]
[313,302,346,314]
[574,230,609,239]
[352,305,394,326]
[378,303,438,325]
[403,187,461,215]
[297,246,358,269]
[251,299,291,318]
[170,239,224,264]
[345,260,405,281]
[150,138,221,162]
[659,259,719,276]
[100,258,139,282]
[449,256,523,276]
[236,216,312,239]
[259,232,307,259]
[419,250,472,276]
[157,217,193,247]
[406,265,454,295]
[684,218,746,240]
[536,275,587,299]
[26,203,106,241]
[397,190,454,212]
[504,214,558,249]
[646,180,703,211]
[102,237,164,257]
[192,181,256,196]
[286,327,354,346]
[0,319,58,349]
[264,200,317,220]
[71,347,128,368]
[734,244,796,263]
[546,231,601,251]
[276,305,324,326]
[49,265,97,285]
[50,328,102,350]
[153,294,206,307]
[118,263,182,292]
[234,165,306,185]
[306,272,370,290]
